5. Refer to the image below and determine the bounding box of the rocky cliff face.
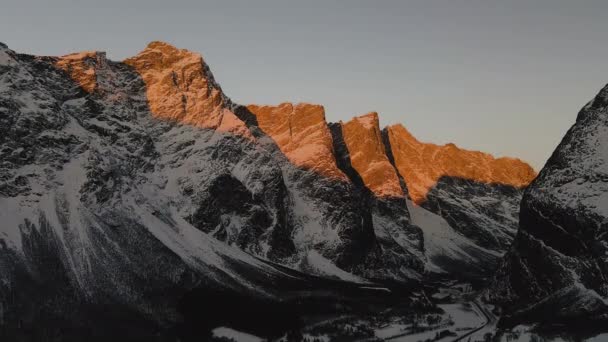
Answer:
[385,124,536,259]
[246,102,346,180]
[330,112,425,280]
[491,84,608,326]
[385,124,536,205]
[340,112,404,198]
[124,41,252,138]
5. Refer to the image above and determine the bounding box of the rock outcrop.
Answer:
[246,103,346,180]
[491,84,608,326]
[55,51,107,93]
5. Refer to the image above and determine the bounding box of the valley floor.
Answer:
[210,280,608,342]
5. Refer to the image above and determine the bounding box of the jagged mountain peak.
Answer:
[127,40,209,72]
[349,111,380,128]
[144,40,181,51]
[123,41,252,138]
[47,41,254,138]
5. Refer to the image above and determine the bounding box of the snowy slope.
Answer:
[407,200,501,277]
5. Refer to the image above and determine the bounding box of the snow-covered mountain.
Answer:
[0,41,537,339]
[385,124,536,277]
[490,84,608,327]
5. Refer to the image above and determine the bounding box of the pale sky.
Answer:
[2,0,608,170]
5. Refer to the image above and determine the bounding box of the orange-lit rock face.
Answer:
[341,113,404,198]
[247,103,347,180]
[55,51,104,93]
[124,41,251,138]
[386,124,537,204]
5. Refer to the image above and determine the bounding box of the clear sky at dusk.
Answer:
[2,0,608,169]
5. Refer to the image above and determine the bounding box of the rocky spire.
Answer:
[340,112,404,198]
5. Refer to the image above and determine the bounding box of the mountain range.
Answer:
[0,41,605,341]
